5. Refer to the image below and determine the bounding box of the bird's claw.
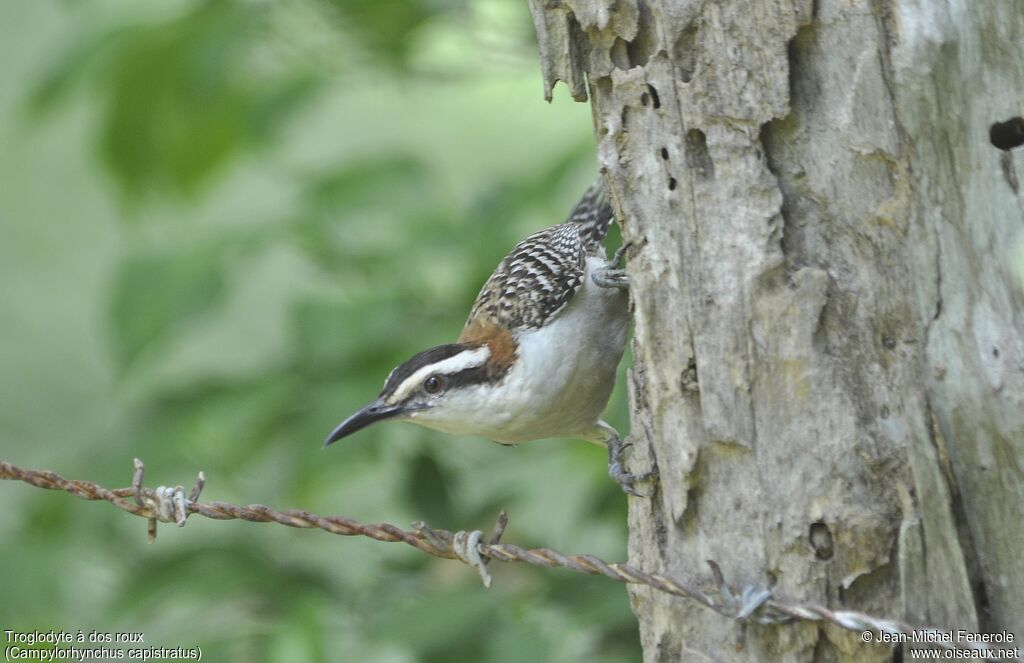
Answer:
[609,462,646,496]
[607,437,657,497]
[610,242,632,269]
[610,465,658,497]
[593,268,629,290]
[594,243,631,290]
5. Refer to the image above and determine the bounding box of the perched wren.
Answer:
[324,181,650,495]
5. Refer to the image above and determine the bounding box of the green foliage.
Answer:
[0,1,638,661]
[325,0,450,69]
[109,242,230,370]
[30,0,318,200]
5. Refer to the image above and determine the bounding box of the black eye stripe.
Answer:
[440,365,493,390]
[380,344,471,396]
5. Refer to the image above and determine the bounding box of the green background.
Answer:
[0,1,638,661]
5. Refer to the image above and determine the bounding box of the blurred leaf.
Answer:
[143,375,297,471]
[111,543,338,617]
[486,612,551,663]
[406,452,455,524]
[98,1,312,197]
[324,0,459,70]
[21,495,74,544]
[289,156,431,271]
[30,0,319,200]
[305,156,426,209]
[25,29,122,116]
[268,602,329,663]
[469,139,594,228]
[289,294,404,378]
[546,575,632,625]
[367,585,495,654]
[108,242,228,371]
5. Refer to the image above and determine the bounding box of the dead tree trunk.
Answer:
[529,1,1024,661]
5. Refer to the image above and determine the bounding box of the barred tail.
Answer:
[566,179,615,249]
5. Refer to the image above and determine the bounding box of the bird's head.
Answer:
[323,342,503,446]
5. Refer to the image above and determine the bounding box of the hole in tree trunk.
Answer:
[684,129,713,179]
[990,117,1024,150]
[646,84,661,109]
[610,37,631,69]
[809,521,834,560]
[626,22,654,67]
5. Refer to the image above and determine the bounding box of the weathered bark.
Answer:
[530,1,1024,661]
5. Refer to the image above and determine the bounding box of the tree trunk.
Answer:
[529,1,1024,661]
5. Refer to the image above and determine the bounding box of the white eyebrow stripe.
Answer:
[389,346,491,403]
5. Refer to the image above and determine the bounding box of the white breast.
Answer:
[413,256,629,444]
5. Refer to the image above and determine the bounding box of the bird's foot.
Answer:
[610,242,632,269]
[593,268,629,290]
[608,437,657,497]
[593,243,632,290]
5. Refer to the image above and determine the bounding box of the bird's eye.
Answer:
[423,375,445,394]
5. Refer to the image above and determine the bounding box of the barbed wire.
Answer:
[1,458,1016,662]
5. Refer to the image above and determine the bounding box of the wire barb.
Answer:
[130,458,205,542]
[488,510,509,546]
[453,530,490,588]
[0,458,1016,663]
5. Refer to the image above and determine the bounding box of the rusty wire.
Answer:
[1,458,1017,662]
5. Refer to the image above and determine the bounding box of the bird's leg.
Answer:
[596,421,657,496]
[610,242,631,269]
[593,242,631,290]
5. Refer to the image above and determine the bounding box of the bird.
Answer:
[323,180,652,495]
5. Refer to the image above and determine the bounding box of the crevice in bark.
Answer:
[683,129,713,179]
[786,20,817,118]
[672,22,698,83]
[761,128,798,270]
[654,637,681,663]
[762,19,816,269]
[929,219,944,325]
[999,152,1020,195]
[812,629,838,663]
[680,356,699,394]
[841,554,895,604]
[645,83,661,109]
[676,478,700,534]
[611,37,631,70]
[625,2,655,68]
[925,401,994,631]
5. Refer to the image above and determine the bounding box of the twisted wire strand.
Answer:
[1,459,1016,662]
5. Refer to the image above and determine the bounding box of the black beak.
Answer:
[323,399,402,447]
